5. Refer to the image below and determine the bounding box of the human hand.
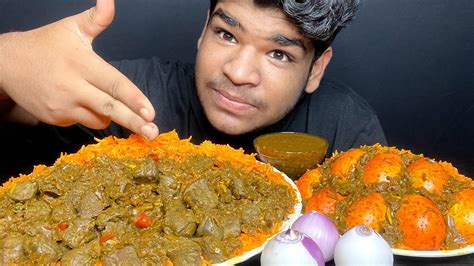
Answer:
[0,0,159,139]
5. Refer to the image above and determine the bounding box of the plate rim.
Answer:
[392,245,474,258]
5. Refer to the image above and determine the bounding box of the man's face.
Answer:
[195,0,321,135]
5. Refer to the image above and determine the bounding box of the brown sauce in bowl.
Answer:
[254,132,328,180]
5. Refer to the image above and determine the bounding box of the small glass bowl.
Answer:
[254,132,328,180]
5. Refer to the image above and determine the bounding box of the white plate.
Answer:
[392,246,474,258]
[213,166,474,261]
[214,167,302,265]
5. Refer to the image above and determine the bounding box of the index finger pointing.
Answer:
[78,81,159,139]
[83,54,156,122]
[95,95,159,139]
[109,102,159,139]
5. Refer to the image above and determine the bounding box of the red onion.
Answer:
[261,229,325,266]
[291,211,340,262]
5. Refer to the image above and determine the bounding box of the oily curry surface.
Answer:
[0,132,296,265]
[297,144,474,251]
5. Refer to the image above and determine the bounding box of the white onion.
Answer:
[261,229,325,266]
[291,210,340,262]
[334,225,393,266]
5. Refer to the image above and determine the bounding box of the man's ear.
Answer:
[197,10,210,49]
[304,47,333,93]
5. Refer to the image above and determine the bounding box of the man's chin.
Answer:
[209,118,256,136]
[214,125,252,136]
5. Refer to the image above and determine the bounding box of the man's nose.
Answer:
[222,47,261,86]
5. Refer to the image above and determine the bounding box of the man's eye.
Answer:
[217,30,237,43]
[269,50,292,62]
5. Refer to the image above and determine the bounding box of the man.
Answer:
[0,0,386,155]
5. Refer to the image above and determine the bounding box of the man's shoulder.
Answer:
[302,78,387,151]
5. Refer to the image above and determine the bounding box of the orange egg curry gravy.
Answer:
[298,144,474,251]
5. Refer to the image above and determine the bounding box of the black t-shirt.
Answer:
[93,57,386,155]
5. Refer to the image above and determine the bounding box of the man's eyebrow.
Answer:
[212,8,242,29]
[270,34,307,52]
[211,8,305,51]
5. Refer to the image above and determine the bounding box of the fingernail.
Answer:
[141,125,154,140]
[140,108,150,119]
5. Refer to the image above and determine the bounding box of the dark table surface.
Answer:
[238,253,474,265]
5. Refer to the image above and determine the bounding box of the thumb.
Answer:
[77,0,115,43]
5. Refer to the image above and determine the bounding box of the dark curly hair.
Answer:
[209,0,361,59]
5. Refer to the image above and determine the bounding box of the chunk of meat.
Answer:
[27,236,61,264]
[77,191,108,218]
[218,215,241,238]
[230,177,249,199]
[60,247,95,266]
[23,199,52,220]
[51,203,77,223]
[130,157,160,183]
[95,204,128,229]
[196,217,224,240]
[157,175,179,199]
[164,200,196,237]
[102,246,142,266]
[62,218,96,248]
[184,179,219,210]
[9,181,38,201]
[196,236,227,263]
[165,239,202,266]
[104,176,132,200]
[239,202,263,234]
[23,221,55,240]
[0,236,27,264]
